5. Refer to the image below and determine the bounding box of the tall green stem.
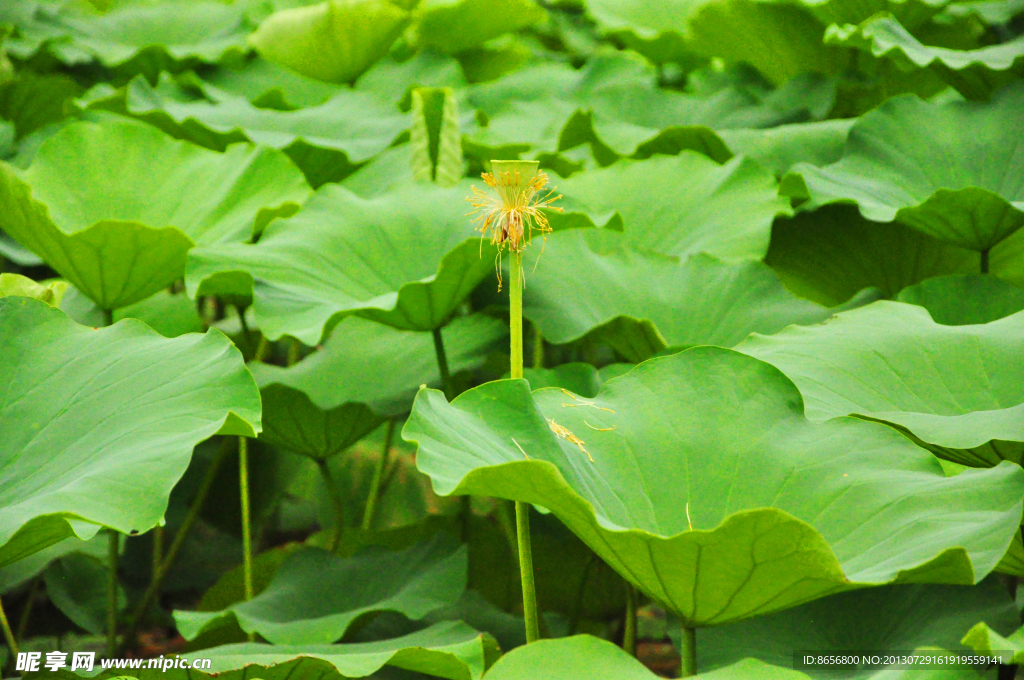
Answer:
[15,575,41,642]
[432,327,454,401]
[981,249,990,274]
[235,305,253,356]
[106,530,118,658]
[623,583,637,657]
[361,420,395,531]
[680,624,697,677]
[509,251,540,642]
[239,436,254,642]
[151,525,163,590]
[0,595,18,669]
[102,309,113,327]
[317,459,346,552]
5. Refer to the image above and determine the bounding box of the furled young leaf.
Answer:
[404,347,1024,627]
[175,535,467,644]
[896,275,1024,325]
[186,181,503,343]
[88,74,409,187]
[738,301,1024,467]
[0,117,309,310]
[0,273,66,307]
[765,205,979,307]
[44,552,125,635]
[826,13,1024,100]
[782,83,1024,253]
[413,0,547,54]
[699,578,1018,674]
[249,0,411,84]
[554,153,789,260]
[523,230,830,362]
[0,297,261,568]
[411,87,463,186]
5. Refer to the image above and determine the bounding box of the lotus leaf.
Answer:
[60,287,206,337]
[0,117,309,310]
[175,535,467,644]
[413,0,547,54]
[826,13,1024,100]
[44,552,124,635]
[896,275,1024,325]
[248,0,410,84]
[961,621,1024,664]
[523,230,830,362]
[717,119,853,176]
[186,181,534,343]
[89,74,409,187]
[782,83,1024,253]
[0,273,65,306]
[699,578,1018,675]
[201,58,346,109]
[553,153,790,260]
[404,347,1024,626]
[738,301,1024,467]
[0,296,261,568]
[355,50,467,107]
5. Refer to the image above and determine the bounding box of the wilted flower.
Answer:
[467,160,562,288]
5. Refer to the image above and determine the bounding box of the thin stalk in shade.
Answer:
[106,530,118,658]
[680,624,697,677]
[533,324,544,369]
[15,575,41,642]
[317,458,346,552]
[0,595,18,669]
[102,308,113,327]
[431,327,454,401]
[361,420,396,531]
[981,249,990,274]
[123,440,230,650]
[238,436,254,641]
[151,525,162,595]
[235,305,253,356]
[623,583,637,657]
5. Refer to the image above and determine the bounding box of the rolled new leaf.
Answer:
[403,346,1024,627]
[0,297,261,568]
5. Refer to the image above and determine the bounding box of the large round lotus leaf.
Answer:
[187,181,545,343]
[0,117,309,311]
[201,58,347,109]
[14,2,251,79]
[413,0,546,54]
[765,205,979,307]
[87,74,409,188]
[826,13,1024,101]
[717,119,853,177]
[483,635,807,680]
[782,83,1024,253]
[962,621,1024,665]
[403,347,1024,627]
[738,301,1024,467]
[896,275,1024,326]
[553,153,790,260]
[523,230,830,362]
[0,296,261,568]
[249,0,410,84]
[463,53,830,162]
[355,50,467,108]
[252,314,506,459]
[699,578,1018,676]
[175,535,467,644]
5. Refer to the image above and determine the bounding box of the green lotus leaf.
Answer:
[782,83,1024,253]
[355,50,468,108]
[187,180,557,343]
[825,13,1024,100]
[0,71,83,139]
[0,273,66,306]
[939,0,1024,25]
[553,153,789,260]
[413,0,547,54]
[404,347,1024,626]
[0,534,108,594]
[523,229,828,362]
[765,205,981,307]
[718,118,854,177]
[248,0,410,84]
[700,578,1018,675]
[87,74,409,188]
[961,621,1024,664]
[896,275,1024,325]
[519,363,613,399]
[0,296,261,568]
[60,286,206,337]
[201,58,346,109]
[175,535,467,644]
[0,117,309,311]
[464,52,832,162]
[16,2,251,80]
[483,635,807,679]
[44,551,125,635]
[738,301,1024,467]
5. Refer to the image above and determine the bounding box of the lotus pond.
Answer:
[2,0,1024,678]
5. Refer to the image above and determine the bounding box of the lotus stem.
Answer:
[362,419,396,531]
[623,583,637,657]
[106,530,119,658]
[0,594,18,669]
[317,458,346,552]
[680,624,697,677]
[239,436,254,641]
[510,252,524,381]
[123,439,229,650]
[432,326,454,401]
[287,338,301,366]
[533,324,544,369]
[235,305,253,356]
[151,525,162,590]
[981,249,990,274]
[102,308,113,327]
[15,575,41,642]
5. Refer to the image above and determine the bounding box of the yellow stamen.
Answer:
[547,418,593,462]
